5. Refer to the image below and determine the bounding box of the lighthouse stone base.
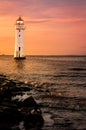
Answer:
[14,56,26,60]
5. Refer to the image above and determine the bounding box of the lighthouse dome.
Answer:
[16,17,24,25]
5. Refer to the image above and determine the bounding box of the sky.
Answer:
[0,0,86,55]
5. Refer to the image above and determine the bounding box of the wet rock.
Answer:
[24,112,44,129]
[21,96,39,108]
[1,80,16,88]
[22,97,44,129]
[11,126,20,130]
[0,107,23,129]
[0,75,44,130]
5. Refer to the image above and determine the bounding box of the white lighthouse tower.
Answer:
[14,17,25,59]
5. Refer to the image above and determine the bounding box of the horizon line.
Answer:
[0,54,86,57]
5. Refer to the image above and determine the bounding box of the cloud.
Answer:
[25,19,50,24]
[0,0,86,21]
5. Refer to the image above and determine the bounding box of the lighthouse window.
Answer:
[19,47,21,51]
[19,35,20,37]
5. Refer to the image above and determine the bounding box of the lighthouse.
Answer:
[14,17,25,59]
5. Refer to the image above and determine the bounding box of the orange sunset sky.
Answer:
[0,0,86,55]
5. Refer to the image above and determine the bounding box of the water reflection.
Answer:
[14,60,25,70]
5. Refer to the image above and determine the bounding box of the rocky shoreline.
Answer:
[0,74,44,130]
[0,74,86,130]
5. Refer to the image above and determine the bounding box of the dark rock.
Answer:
[0,107,23,129]
[0,128,12,130]
[12,86,31,93]
[11,126,20,130]
[24,112,44,129]
[0,75,44,130]
[21,96,39,108]
[0,75,6,85]
[19,96,44,129]
[0,107,23,123]
[1,80,16,88]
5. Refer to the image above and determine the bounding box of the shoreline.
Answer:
[0,74,86,130]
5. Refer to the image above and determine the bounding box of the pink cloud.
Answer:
[0,0,86,21]
[25,19,49,24]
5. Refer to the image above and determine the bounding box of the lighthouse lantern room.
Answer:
[14,17,25,59]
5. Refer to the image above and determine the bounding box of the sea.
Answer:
[0,55,86,130]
